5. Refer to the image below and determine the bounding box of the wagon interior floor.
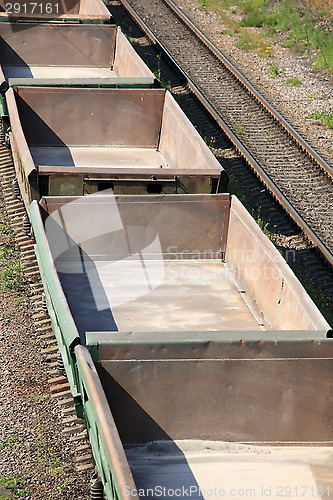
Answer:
[3,65,116,79]
[57,259,267,335]
[125,441,333,498]
[31,146,168,170]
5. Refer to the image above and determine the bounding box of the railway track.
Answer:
[0,142,95,484]
[0,3,332,494]
[114,0,333,266]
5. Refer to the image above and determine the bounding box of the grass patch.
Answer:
[48,455,65,477]
[0,245,22,291]
[198,0,208,11]
[236,30,273,57]
[0,477,28,499]
[0,217,14,241]
[308,111,333,129]
[196,0,333,70]
[0,216,23,291]
[286,77,301,86]
[153,53,172,90]
[269,63,280,78]
[29,393,49,403]
[226,175,250,210]
[300,279,333,326]
[235,121,246,134]
[253,209,273,240]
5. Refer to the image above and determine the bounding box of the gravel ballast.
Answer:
[174,0,333,166]
[0,207,90,499]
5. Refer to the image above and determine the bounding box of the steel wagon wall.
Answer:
[75,344,138,500]
[89,334,333,444]
[79,334,333,498]
[29,199,81,399]
[28,193,331,497]
[7,87,224,205]
[0,24,155,85]
[31,193,330,336]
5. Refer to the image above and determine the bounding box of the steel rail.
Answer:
[119,0,333,267]
[165,0,333,179]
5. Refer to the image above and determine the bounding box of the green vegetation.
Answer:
[253,209,273,240]
[196,0,333,70]
[300,278,333,326]
[308,111,333,129]
[286,77,302,86]
[0,245,22,291]
[154,53,163,81]
[0,216,22,291]
[235,121,246,134]
[269,63,280,78]
[160,80,172,91]
[0,477,28,499]
[1,434,19,449]
[198,0,208,11]
[0,385,70,498]
[153,53,172,90]
[0,217,14,241]
[29,393,49,403]
[226,174,250,209]
[236,32,273,57]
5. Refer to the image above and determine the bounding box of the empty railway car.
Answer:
[0,23,155,88]
[6,86,227,207]
[2,4,332,498]
[28,193,332,498]
[0,22,156,138]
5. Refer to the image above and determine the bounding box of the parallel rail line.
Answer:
[119,0,333,266]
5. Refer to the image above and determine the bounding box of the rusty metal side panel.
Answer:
[159,91,222,176]
[0,23,116,69]
[113,29,155,79]
[6,88,37,209]
[176,175,213,194]
[226,196,330,332]
[92,334,332,360]
[96,339,333,444]
[75,345,137,500]
[41,194,230,259]
[40,169,214,195]
[49,174,83,196]
[78,0,110,18]
[14,87,165,148]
